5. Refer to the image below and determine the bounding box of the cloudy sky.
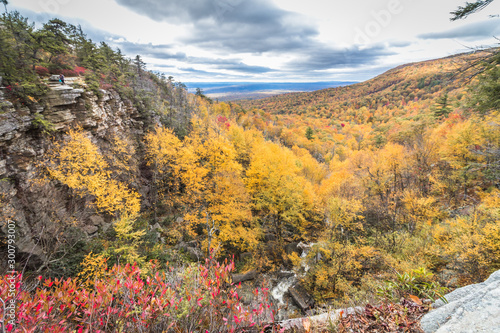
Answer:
[10,0,500,82]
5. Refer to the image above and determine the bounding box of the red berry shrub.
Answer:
[0,259,275,332]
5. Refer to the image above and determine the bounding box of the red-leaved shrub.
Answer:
[35,66,49,76]
[0,258,275,332]
[100,83,113,90]
[60,69,78,77]
[74,66,87,76]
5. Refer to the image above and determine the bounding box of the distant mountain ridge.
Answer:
[185,81,357,101]
[239,51,488,115]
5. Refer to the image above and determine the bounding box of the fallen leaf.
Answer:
[409,294,423,305]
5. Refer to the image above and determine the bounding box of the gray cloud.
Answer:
[15,2,404,82]
[116,0,292,25]
[115,0,318,54]
[419,19,500,40]
[114,40,187,59]
[286,44,394,71]
[214,62,272,74]
[388,40,412,48]
[114,0,398,73]
[110,40,274,73]
[179,67,216,74]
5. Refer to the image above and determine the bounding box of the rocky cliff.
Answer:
[0,79,153,272]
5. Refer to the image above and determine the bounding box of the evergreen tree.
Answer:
[134,54,146,76]
[41,19,71,62]
[433,93,452,119]
[195,87,205,97]
[305,126,314,140]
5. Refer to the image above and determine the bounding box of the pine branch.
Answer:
[451,0,495,20]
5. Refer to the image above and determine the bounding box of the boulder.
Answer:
[289,283,315,312]
[264,233,276,242]
[285,242,300,255]
[177,241,203,261]
[89,215,105,226]
[82,224,98,235]
[186,247,202,261]
[420,269,500,333]
[240,252,252,261]
[0,159,6,175]
[232,270,258,284]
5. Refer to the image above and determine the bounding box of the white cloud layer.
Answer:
[10,0,500,82]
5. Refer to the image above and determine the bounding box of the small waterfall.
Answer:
[298,241,315,272]
[271,275,296,305]
[271,242,317,310]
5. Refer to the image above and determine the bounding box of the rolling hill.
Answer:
[238,51,487,117]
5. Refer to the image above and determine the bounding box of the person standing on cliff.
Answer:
[59,74,65,85]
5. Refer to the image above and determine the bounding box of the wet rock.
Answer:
[272,275,296,307]
[297,241,312,256]
[289,284,315,313]
[232,270,258,284]
[277,271,295,279]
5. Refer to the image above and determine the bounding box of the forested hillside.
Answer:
[0,10,499,333]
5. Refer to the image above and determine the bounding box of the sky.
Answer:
[8,0,500,82]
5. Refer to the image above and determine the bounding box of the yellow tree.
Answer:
[350,143,410,250]
[179,126,258,255]
[245,141,320,245]
[144,126,182,220]
[47,129,140,216]
[146,119,259,256]
[46,129,143,265]
[438,118,499,205]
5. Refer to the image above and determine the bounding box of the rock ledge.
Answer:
[420,270,500,333]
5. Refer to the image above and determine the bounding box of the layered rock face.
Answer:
[0,82,150,268]
[420,269,500,333]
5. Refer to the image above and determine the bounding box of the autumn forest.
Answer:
[0,6,499,333]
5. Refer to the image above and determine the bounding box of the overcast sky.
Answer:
[10,0,500,82]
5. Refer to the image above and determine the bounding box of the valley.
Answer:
[0,6,499,333]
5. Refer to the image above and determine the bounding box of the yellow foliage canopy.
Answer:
[46,129,140,216]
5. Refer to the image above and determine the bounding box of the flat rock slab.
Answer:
[278,306,363,332]
[289,284,315,312]
[232,270,258,284]
[420,270,500,333]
